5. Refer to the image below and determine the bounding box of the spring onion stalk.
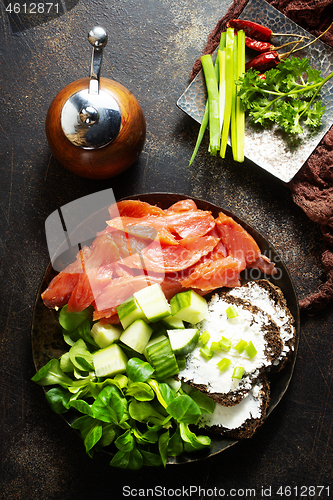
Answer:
[188,32,226,166]
[220,28,235,158]
[217,358,231,372]
[199,329,210,345]
[234,30,245,162]
[219,336,231,351]
[230,33,238,157]
[232,366,245,379]
[218,50,226,135]
[201,54,220,155]
[234,339,247,353]
[245,340,257,359]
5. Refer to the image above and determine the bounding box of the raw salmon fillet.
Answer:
[42,199,276,322]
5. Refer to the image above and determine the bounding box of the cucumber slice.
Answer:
[117,295,147,329]
[133,283,171,322]
[170,290,208,324]
[160,315,185,329]
[90,321,122,348]
[120,319,153,354]
[92,343,128,378]
[167,328,200,356]
[146,337,179,380]
[143,334,167,361]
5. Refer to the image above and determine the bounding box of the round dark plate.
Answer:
[31,193,300,465]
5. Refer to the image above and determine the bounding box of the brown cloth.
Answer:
[191,0,333,314]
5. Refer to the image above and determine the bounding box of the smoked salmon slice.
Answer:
[181,255,243,291]
[108,199,165,219]
[106,209,215,243]
[42,199,276,321]
[215,212,261,266]
[122,235,220,273]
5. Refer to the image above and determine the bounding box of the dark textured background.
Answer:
[0,0,332,499]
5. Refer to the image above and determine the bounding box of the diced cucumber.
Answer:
[146,337,179,380]
[160,315,185,329]
[90,321,122,348]
[117,295,147,329]
[143,334,167,361]
[170,290,208,324]
[92,343,128,378]
[120,319,153,354]
[133,283,171,322]
[167,328,200,356]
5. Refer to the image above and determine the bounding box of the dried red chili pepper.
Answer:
[244,35,297,53]
[227,19,305,42]
[245,21,333,73]
[245,51,280,72]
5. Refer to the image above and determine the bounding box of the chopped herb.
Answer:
[232,366,245,379]
[234,339,248,353]
[217,358,232,372]
[238,56,333,134]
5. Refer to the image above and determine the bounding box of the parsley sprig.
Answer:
[237,57,333,135]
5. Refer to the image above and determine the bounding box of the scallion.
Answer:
[233,29,245,162]
[234,339,247,353]
[201,54,220,155]
[245,340,257,359]
[220,28,235,158]
[219,336,231,351]
[232,366,245,379]
[200,345,213,360]
[217,358,231,372]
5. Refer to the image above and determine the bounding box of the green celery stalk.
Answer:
[188,103,209,167]
[189,32,226,166]
[220,43,234,157]
[230,33,238,159]
[201,54,220,156]
[218,50,226,135]
[234,30,245,162]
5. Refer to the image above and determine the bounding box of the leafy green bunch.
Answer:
[32,306,214,470]
[237,57,333,135]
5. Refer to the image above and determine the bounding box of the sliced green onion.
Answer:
[234,339,247,353]
[210,341,221,352]
[230,32,238,158]
[200,345,213,360]
[188,104,209,167]
[217,358,231,372]
[219,336,231,351]
[218,49,226,136]
[201,54,220,156]
[226,305,238,319]
[199,330,210,345]
[232,366,244,379]
[220,28,235,158]
[189,32,226,166]
[233,29,245,162]
[245,340,257,359]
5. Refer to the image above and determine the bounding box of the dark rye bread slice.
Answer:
[196,376,271,440]
[226,280,296,371]
[178,293,282,407]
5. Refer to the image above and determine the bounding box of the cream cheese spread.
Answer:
[178,294,275,396]
[198,383,263,430]
[227,281,295,364]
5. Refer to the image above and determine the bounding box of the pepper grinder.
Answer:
[45,27,146,179]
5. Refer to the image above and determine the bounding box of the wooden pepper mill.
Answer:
[45,27,146,179]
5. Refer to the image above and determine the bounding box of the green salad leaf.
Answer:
[32,305,213,469]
